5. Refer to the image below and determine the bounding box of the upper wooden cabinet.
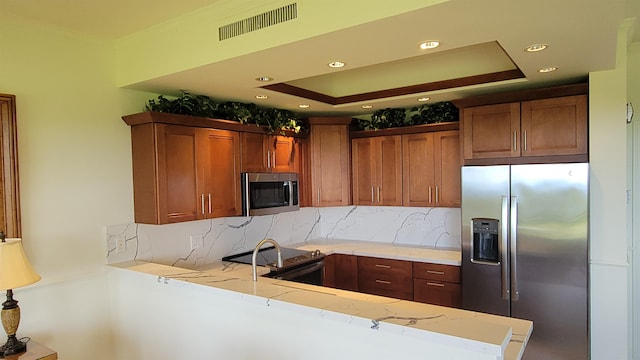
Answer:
[402,130,461,208]
[352,136,402,206]
[461,93,588,162]
[309,118,352,207]
[198,129,242,218]
[240,133,297,173]
[129,123,241,224]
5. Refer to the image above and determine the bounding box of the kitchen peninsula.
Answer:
[108,239,531,360]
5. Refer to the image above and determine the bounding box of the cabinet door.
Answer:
[352,138,375,205]
[434,130,461,207]
[272,136,297,172]
[155,124,200,223]
[199,129,242,218]
[402,133,435,207]
[353,136,402,206]
[323,254,358,291]
[462,103,520,159]
[376,136,403,206]
[240,132,268,172]
[520,95,588,156]
[310,124,351,206]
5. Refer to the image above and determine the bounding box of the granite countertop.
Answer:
[293,239,461,265]
[111,241,531,360]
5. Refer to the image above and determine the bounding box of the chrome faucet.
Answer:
[252,238,283,281]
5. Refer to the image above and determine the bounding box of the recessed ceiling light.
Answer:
[255,95,268,99]
[525,44,548,52]
[298,104,310,108]
[328,61,345,68]
[362,105,373,109]
[256,76,272,82]
[538,66,558,73]
[417,97,431,102]
[419,41,440,50]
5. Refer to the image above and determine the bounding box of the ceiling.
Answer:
[2,0,639,116]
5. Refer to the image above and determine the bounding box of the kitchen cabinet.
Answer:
[462,94,587,161]
[240,132,298,173]
[402,130,461,207]
[309,117,352,206]
[357,256,413,301]
[323,253,358,291]
[198,128,242,218]
[352,136,402,206]
[129,123,240,224]
[413,262,461,308]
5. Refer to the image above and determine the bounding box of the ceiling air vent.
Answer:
[219,3,298,41]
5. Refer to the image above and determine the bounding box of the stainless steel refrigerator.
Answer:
[461,163,589,360]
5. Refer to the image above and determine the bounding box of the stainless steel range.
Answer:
[222,246,325,285]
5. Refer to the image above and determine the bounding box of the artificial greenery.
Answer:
[354,101,459,131]
[145,91,304,134]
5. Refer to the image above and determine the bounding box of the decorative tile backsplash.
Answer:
[106,206,460,268]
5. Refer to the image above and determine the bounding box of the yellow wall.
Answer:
[115,0,448,87]
[0,12,153,359]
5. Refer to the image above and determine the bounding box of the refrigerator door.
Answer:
[461,165,510,316]
[511,163,588,360]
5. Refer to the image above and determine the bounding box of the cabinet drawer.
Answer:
[413,279,461,308]
[358,256,412,300]
[358,256,412,276]
[413,262,460,283]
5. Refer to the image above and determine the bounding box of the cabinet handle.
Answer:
[375,264,391,269]
[523,130,527,151]
[267,150,271,169]
[426,270,445,275]
[428,187,432,204]
[513,131,518,152]
[375,280,391,285]
[273,152,276,168]
[371,187,375,203]
[317,189,320,204]
[435,186,439,204]
[208,193,212,214]
[426,282,445,287]
[200,194,205,215]
[377,187,380,203]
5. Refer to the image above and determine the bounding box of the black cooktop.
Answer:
[222,246,323,271]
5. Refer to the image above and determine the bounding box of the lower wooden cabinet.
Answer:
[323,254,461,307]
[323,254,358,291]
[413,262,461,308]
[357,256,413,301]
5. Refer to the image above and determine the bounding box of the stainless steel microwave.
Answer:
[241,172,299,216]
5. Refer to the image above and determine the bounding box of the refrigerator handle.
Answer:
[510,195,520,301]
[501,196,510,300]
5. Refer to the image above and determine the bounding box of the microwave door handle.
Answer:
[289,181,294,205]
[243,173,250,217]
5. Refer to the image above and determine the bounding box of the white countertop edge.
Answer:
[108,261,509,358]
[293,239,461,266]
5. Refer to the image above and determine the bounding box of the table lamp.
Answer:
[0,233,40,356]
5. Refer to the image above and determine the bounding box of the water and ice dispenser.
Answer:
[471,218,500,264]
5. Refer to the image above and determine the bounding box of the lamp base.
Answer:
[0,334,26,357]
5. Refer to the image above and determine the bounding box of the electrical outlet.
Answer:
[114,235,126,253]
[190,234,204,250]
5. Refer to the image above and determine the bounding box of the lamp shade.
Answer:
[0,239,40,291]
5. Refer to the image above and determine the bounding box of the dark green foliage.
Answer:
[354,101,458,131]
[409,101,459,125]
[145,91,306,134]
